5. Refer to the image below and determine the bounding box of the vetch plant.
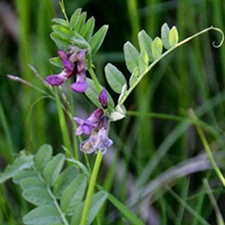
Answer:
[2,1,225,224]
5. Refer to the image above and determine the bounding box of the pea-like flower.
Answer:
[45,48,88,93]
[74,108,103,135]
[79,116,113,154]
[74,88,113,154]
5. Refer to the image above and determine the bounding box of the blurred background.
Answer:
[1,0,225,224]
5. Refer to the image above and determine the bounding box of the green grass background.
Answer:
[1,0,225,224]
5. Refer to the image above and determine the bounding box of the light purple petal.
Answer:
[45,74,66,86]
[71,81,88,93]
[58,49,68,59]
[79,128,113,154]
[71,70,88,93]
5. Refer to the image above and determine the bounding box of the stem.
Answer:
[189,109,225,187]
[80,150,103,225]
[47,186,70,225]
[88,67,102,93]
[119,26,224,105]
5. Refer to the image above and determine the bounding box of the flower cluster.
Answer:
[74,89,113,154]
[45,48,88,93]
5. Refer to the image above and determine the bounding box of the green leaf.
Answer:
[151,37,163,59]
[60,174,87,214]
[23,205,62,225]
[169,26,179,47]
[52,25,73,39]
[0,153,33,184]
[129,67,139,87]
[71,191,108,225]
[81,17,95,40]
[138,30,153,61]
[22,188,53,206]
[105,63,127,94]
[50,33,71,49]
[53,167,79,198]
[13,169,36,185]
[73,12,87,33]
[20,176,45,190]
[110,104,127,121]
[161,23,171,49]
[138,50,149,74]
[85,78,115,108]
[118,84,128,105]
[49,57,63,69]
[69,8,82,29]
[124,41,139,73]
[52,18,70,28]
[34,144,53,172]
[43,154,65,186]
[85,78,100,107]
[89,25,108,56]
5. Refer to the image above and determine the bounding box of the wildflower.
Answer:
[74,88,113,154]
[80,116,113,154]
[74,108,103,135]
[45,48,88,93]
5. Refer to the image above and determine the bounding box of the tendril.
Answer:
[210,26,224,48]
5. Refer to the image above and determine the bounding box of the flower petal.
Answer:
[45,74,66,86]
[58,49,68,59]
[99,88,108,108]
[71,81,88,93]
[62,59,74,74]
[71,71,88,93]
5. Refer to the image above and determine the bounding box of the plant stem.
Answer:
[189,109,225,187]
[80,150,103,225]
[88,67,102,93]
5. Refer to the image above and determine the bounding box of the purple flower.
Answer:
[71,71,88,93]
[99,88,108,109]
[74,108,103,135]
[74,88,113,154]
[45,70,69,86]
[80,126,113,154]
[45,48,88,92]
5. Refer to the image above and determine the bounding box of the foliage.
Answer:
[1,0,225,225]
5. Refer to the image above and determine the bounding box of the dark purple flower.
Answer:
[74,108,103,135]
[45,48,88,91]
[62,59,74,73]
[71,71,88,93]
[99,88,108,109]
